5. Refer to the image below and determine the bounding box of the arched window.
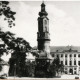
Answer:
[45,20,47,25]
[45,26,47,32]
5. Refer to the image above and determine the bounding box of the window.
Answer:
[70,61,72,66]
[65,60,67,65]
[65,71,67,74]
[65,68,67,70]
[74,54,76,57]
[56,50,58,52]
[78,54,80,57]
[61,61,63,64]
[45,26,47,32]
[70,54,72,57]
[61,54,63,57]
[45,20,47,25]
[74,68,76,70]
[65,54,67,57]
[52,54,54,57]
[78,61,80,66]
[74,71,76,74]
[74,60,76,65]
[57,54,59,57]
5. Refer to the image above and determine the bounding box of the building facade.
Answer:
[50,46,80,75]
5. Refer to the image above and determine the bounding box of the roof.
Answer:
[33,46,80,53]
[50,46,80,53]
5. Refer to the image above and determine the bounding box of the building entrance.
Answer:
[69,69,73,75]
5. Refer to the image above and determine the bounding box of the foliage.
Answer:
[25,60,35,77]
[48,56,64,77]
[0,30,32,77]
[0,30,31,51]
[0,1,34,77]
[0,1,16,27]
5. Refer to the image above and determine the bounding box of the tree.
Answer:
[0,1,16,27]
[25,60,35,77]
[0,1,16,71]
[0,1,35,77]
[7,36,31,77]
[0,30,32,77]
[48,56,64,77]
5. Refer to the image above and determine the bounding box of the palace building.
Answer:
[35,1,80,76]
[50,46,80,75]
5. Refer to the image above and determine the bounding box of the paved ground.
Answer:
[61,75,79,79]
[7,75,80,79]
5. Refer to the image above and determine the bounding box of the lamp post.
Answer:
[14,63,16,79]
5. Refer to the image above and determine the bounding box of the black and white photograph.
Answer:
[0,0,80,79]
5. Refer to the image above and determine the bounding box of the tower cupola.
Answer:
[39,2,48,17]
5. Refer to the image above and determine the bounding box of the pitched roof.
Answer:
[33,46,80,53]
[50,46,80,52]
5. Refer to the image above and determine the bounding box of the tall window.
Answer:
[65,60,67,65]
[57,54,59,57]
[70,61,72,66]
[65,54,67,57]
[74,68,76,70]
[78,54,80,57]
[74,54,76,57]
[78,61,80,66]
[74,71,76,74]
[45,26,47,32]
[52,54,54,57]
[70,54,72,57]
[61,54,63,57]
[61,61,63,64]
[45,20,47,25]
[74,60,76,65]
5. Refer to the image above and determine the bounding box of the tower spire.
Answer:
[35,2,51,77]
[42,0,44,4]
[37,1,50,57]
[39,1,48,17]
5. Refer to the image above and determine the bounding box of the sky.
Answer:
[1,1,80,47]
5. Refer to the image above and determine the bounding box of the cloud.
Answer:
[46,4,80,46]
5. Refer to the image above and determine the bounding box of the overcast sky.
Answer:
[1,1,80,47]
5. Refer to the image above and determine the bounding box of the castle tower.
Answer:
[37,2,50,58]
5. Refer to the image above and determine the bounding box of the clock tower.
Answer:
[35,2,51,77]
[37,2,50,58]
